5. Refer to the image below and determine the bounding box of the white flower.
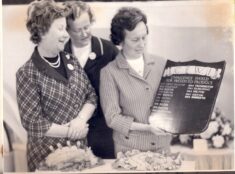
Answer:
[209,121,220,133]
[200,121,219,139]
[89,52,96,60]
[215,116,223,125]
[211,112,216,120]
[212,135,225,148]
[222,123,232,135]
[179,135,191,144]
[214,107,221,115]
[200,131,211,139]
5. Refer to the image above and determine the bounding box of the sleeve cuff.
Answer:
[85,99,97,108]
[112,115,134,136]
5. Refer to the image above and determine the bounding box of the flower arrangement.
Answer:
[171,107,234,148]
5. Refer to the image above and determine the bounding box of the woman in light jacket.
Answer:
[16,0,97,171]
[100,7,172,155]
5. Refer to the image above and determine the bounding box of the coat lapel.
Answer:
[143,53,155,79]
[32,47,74,84]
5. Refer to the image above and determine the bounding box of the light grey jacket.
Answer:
[100,52,172,154]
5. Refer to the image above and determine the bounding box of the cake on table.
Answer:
[38,140,102,171]
[38,141,182,171]
[112,149,182,171]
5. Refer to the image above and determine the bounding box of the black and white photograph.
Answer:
[2,0,234,173]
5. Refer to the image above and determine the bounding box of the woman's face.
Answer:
[40,17,69,54]
[67,12,92,47]
[122,21,148,59]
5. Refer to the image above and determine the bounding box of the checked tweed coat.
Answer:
[16,47,97,171]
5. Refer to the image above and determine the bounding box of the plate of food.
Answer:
[112,149,181,171]
[37,141,103,171]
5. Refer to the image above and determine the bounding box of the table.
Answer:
[12,143,196,172]
[36,160,195,173]
[171,145,234,170]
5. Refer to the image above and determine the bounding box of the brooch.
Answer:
[67,64,74,70]
[89,52,96,60]
[65,54,70,60]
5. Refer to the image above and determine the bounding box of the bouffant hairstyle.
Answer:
[63,1,95,29]
[110,7,148,45]
[26,0,68,44]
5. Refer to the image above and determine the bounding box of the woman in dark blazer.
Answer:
[100,7,172,155]
[64,1,119,159]
[16,0,97,171]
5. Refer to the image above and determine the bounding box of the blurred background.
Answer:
[2,0,234,172]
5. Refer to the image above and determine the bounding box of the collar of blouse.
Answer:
[64,36,103,59]
[116,51,155,79]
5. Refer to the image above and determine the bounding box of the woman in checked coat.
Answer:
[16,0,97,171]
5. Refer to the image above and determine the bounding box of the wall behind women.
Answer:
[3,0,234,143]
[91,0,234,122]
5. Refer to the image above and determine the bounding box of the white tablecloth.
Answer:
[171,145,234,170]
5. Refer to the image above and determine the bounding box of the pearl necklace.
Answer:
[41,54,61,68]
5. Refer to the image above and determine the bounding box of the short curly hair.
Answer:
[26,0,68,44]
[63,1,95,29]
[110,7,148,45]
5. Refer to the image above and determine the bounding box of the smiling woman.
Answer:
[37,17,69,57]
[15,0,97,171]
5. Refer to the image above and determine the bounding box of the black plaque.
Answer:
[149,60,226,134]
